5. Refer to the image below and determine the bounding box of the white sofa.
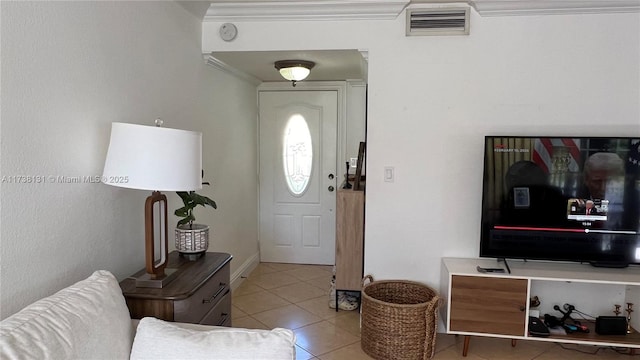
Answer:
[0,270,296,360]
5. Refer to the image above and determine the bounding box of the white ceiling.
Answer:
[210,49,368,82]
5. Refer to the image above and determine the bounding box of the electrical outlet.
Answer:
[350,158,358,168]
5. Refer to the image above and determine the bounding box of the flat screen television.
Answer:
[480,136,640,267]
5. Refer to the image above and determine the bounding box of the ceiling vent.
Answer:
[406,8,470,36]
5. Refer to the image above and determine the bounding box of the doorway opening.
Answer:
[208,49,368,265]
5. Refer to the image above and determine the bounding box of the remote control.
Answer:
[476,265,506,273]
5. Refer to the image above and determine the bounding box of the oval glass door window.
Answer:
[283,114,313,196]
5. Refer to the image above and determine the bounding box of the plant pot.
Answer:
[175,224,209,255]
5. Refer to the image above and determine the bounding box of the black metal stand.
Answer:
[343,161,352,189]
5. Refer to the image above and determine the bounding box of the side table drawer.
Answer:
[200,291,231,326]
[120,252,233,326]
[174,263,230,323]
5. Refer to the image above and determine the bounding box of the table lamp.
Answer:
[102,120,202,288]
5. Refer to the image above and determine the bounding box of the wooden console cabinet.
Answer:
[450,275,528,336]
[120,251,232,326]
[335,188,364,292]
[441,258,640,356]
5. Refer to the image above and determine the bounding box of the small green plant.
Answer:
[175,180,217,229]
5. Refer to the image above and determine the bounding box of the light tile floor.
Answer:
[232,263,637,359]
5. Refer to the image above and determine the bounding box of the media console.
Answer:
[441,258,640,356]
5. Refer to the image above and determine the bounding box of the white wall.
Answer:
[0,1,259,318]
[345,81,367,174]
[202,9,640,290]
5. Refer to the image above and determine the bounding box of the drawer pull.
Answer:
[203,283,227,304]
[217,312,229,326]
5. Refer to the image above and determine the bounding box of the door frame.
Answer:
[257,81,347,263]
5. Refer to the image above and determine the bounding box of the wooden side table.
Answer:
[335,188,365,310]
[119,251,232,326]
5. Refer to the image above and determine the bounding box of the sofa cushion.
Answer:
[130,317,296,360]
[0,270,132,360]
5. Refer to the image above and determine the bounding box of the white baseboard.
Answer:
[230,252,260,290]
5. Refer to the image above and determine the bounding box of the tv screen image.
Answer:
[480,136,640,266]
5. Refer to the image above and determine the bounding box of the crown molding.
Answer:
[204,0,410,21]
[204,54,262,85]
[471,0,640,16]
[359,50,369,62]
[203,0,640,21]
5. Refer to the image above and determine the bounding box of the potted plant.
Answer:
[174,180,217,259]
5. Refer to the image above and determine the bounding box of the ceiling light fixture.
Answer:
[274,60,315,87]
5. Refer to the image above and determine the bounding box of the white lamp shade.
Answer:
[279,67,311,81]
[102,122,202,191]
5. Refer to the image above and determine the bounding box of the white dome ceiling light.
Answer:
[274,60,316,87]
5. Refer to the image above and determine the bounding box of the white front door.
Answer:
[259,90,337,265]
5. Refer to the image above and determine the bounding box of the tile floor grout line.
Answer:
[245,303,293,317]
[294,336,321,357]
[313,338,362,358]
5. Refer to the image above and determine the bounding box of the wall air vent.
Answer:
[406,8,470,36]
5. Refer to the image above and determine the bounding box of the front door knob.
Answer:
[328,174,335,180]
[328,186,335,192]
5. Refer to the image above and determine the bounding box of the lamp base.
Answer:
[135,268,178,288]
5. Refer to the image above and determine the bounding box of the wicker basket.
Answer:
[360,275,441,360]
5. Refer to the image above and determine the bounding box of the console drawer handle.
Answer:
[217,312,229,326]
[203,282,227,304]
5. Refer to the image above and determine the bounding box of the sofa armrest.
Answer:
[0,271,132,360]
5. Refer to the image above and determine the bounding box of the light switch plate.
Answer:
[384,166,394,182]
